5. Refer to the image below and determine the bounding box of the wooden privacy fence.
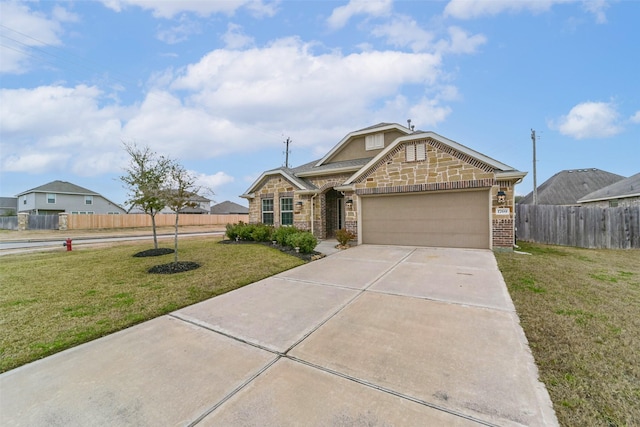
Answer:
[516,204,640,249]
[65,214,249,230]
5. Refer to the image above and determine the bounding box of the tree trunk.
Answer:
[173,212,179,263]
[151,212,158,249]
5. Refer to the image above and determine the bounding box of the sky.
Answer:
[1,0,638,208]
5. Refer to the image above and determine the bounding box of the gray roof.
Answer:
[210,201,249,214]
[0,197,17,209]
[17,180,97,196]
[578,172,640,203]
[519,168,625,205]
[292,157,373,175]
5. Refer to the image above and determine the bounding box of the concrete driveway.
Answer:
[0,245,558,426]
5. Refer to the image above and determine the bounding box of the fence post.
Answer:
[17,213,29,231]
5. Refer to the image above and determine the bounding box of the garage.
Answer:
[360,189,491,249]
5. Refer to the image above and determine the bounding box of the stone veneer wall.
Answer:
[248,140,519,248]
[352,139,517,249]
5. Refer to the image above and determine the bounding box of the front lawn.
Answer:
[0,237,304,373]
[495,242,640,427]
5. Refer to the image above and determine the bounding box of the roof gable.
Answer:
[17,180,97,196]
[578,172,640,203]
[315,123,411,167]
[345,132,522,185]
[241,168,315,197]
[520,168,625,205]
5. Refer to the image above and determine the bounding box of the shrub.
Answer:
[288,231,318,253]
[335,229,355,246]
[273,226,300,246]
[225,222,242,240]
[237,223,256,241]
[251,224,274,242]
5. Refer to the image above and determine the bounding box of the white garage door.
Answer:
[361,189,490,249]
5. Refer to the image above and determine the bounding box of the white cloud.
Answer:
[1,37,456,177]
[0,85,124,174]
[327,0,393,30]
[156,16,202,44]
[552,101,623,139]
[370,15,485,56]
[444,0,609,23]
[0,1,78,74]
[630,111,640,124]
[371,15,435,52]
[222,23,255,49]
[100,0,276,19]
[192,171,235,194]
[437,26,487,54]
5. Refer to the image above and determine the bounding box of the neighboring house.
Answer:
[519,168,625,206]
[241,122,526,250]
[578,172,640,207]
[210,200,249,215]
[0,197,18,215]
[16,180,126,215]
[159,191,212,214]
[127,191,212,214]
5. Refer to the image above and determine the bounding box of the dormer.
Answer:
[315,123,411,166]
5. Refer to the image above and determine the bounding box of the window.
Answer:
[281,197,293,226]
[365,133,384,150]
[262,198,274,225]
[405,143,426,162]
[609,200,619,207]
[85,195,93,205]
[46,193,56,204]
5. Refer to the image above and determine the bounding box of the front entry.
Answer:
[324,189,344,238]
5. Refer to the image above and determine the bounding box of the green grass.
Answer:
[0,237,304,372]
[495,242,640,427]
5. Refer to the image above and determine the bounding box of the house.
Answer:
[577,172,640,207]
[241,122,526,250]
[16,180,126,215]
[519,168,625,206]
[0,197,17,216]
[159,191,212,214]
[210,200,249,215]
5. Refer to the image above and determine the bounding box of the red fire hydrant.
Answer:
[63,238,72,251]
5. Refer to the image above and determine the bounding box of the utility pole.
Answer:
[283,137,291,168]
[531,129,538,205]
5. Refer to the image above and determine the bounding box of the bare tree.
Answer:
[162,162,201,263]
[120,142,171,249]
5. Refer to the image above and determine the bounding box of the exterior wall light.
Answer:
[346,199,353,210]
[295,201,303,210]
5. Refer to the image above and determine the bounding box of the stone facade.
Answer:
[245,130,523,250]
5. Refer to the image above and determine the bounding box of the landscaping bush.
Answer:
[251,224,274,242]
[335,229,355,246]
[273,226,300,246]
[225,222,241,240]
[287,231,318,254]
[237,223,257,241]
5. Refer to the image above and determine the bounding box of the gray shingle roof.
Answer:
[0,197,17,209]
[292,157,373,175]
[519,168,625,205]
[210,201,249,214]
[578,172,640,202]
[17,180,97,196]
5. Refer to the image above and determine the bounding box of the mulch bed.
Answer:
[148,261,201,274]
[133,248,175,257]
[219,239,324,262]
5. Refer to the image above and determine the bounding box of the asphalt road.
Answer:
[0,232,224,256]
